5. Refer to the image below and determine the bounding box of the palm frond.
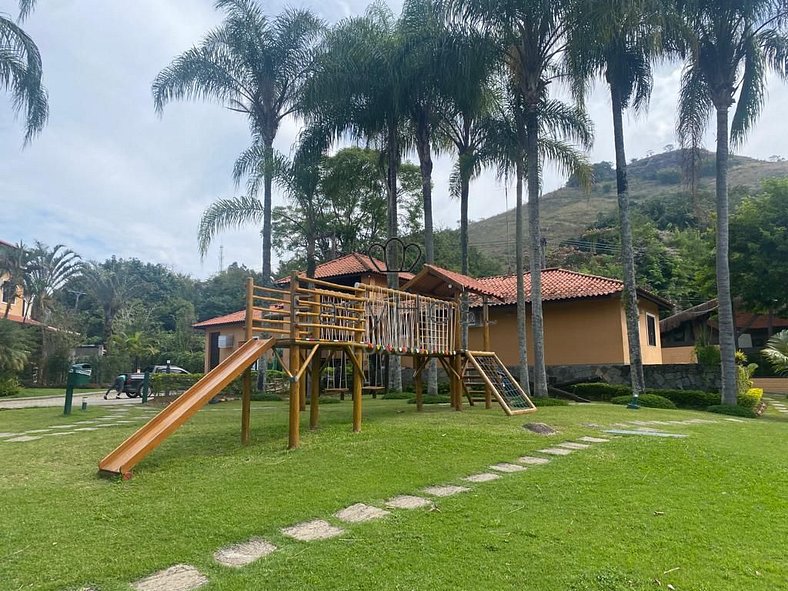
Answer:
[197,196,265,257]
[676,59,712,152]
[762,329,788,375]
[731,33,766,146]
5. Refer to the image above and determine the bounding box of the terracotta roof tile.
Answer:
[193,307,287,329]
[276,253,413,284]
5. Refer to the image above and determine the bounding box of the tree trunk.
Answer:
[460,169,470,350]
[386,121,402,393]
[515,160,530,392]
[306,234,316,279]
[714,106,738,405]
[611,88,646,399]
[415,115,438,394]
[262,139,274,286]
[525,109,547,396]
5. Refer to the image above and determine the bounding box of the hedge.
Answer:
[610,393,676,409]
[737,388,763,409]
[572,382,631,401]
[646,389,719,409]
[407,394,451,405]
[706,404,757,418]
[532,397,570,407]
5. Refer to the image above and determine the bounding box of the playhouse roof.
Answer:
[403,264,503,300]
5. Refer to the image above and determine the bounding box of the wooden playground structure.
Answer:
[99,272,534,478]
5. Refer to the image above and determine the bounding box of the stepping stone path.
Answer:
[463,472,502,483]
[0,432,19,438]
[6,435,41,442]
[422,484,470,497]
[385,495,433,510]
[26,428,52,434]
[132,564,208,591]
[604,429,687,438]
[213,538,276,567]
[517,456,551,465]
[489,462,526,473]
[335,503,390,523]
[556,442,590,450]
[578,436,609,443]
[281,519,344,542]
[538,447,574,456]
[74,427,97,431]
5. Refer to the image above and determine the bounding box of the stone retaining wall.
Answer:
[543,363,721,391]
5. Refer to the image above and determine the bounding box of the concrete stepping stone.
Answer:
[517,456,551,465]
[385,495,433,510]
[578,436,610,443]
[6,435,42,442]
[463,472,502,483]
[75,420,95,424]
[723,418,745,422]
[50,424,73,429]
[422,484,470,497]
[45,431,75,437]
[281,519,344,542]
[335,503,390,523]
[213,538,276,567]
[537,447,574,456]
[0,432,20,438]
[74,427,98,431]
[557,442,590,450]
[489,462,527,473]
[132,564,208,591]
[604,429,687,438]
[25,429,52,434]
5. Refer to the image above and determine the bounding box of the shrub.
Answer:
[737,387,763,409]
[407,394,451,405]
[306,395,341,404]
[694,344,721,366]
[150,372,202,394]
[382,391,411,399]
[0,374,21,397]
[647,388,719,409]
[572,382,631,401]
[611,393,676,409]
[532,397,569,407]
[251,392,283,402]
[706,404,757,418]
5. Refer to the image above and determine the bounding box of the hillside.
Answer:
[467,150,788,270]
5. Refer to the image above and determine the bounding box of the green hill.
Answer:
[467,150,788,270]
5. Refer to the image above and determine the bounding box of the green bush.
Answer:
[407,394,451,405]
[611,393,676,409]
[251,392,283,402]
[0,374,21,397]
[646,388,719,409]
[737,387,763,409]
[706,404,757,418]
[694,344,721,366]
[308,395,341,404]
[382,391,411,399]
[572,382,631,401]
[532,397,570,407]
[150,372,202,394]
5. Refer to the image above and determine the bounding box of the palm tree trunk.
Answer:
[415,116,438,394]
[515,160,530,392]
[525,109,547,397]
[611,88,646,398]
[306,234,316,279]
[262,139,274,285]
[714,105,738,405]
[386,121,402,393]
[460,172,470,350]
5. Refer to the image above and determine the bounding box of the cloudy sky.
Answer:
[2,0,788,280]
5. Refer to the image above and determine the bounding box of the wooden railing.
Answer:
[246,274,459,354]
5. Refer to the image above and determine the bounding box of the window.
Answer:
[646,313,657,347]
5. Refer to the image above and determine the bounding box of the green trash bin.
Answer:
[64,363,92,415]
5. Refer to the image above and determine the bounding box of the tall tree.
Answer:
[152,0,323,283]
[569,0,672,404]
[0,241,37,319]
[676,0,788,405]
[82,262,130,347]
[0,0,47,143]
[448,0,594,396]
[24,242,82,323]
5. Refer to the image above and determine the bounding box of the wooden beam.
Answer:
[241,277,254,445]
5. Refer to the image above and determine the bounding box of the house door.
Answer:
[209,332,220,369]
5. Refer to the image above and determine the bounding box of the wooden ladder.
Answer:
[461,351,537,416]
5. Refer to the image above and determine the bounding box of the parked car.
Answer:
[124,365,190,398]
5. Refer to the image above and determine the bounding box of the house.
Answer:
[194,253,414,371]
[661,299,788,363]
[404,264,672,367]
[0,239,34,325]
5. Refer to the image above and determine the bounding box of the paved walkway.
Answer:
[0,391,144,410]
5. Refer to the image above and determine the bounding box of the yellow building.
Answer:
[0,239,29,323]
[404,264,670,367]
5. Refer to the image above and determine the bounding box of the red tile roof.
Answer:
[193,310,245,328]
[276,253,414,284]
[471,268,670,308]
[403,264,504,299]
[2,313,42,326]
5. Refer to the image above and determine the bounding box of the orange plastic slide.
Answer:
[98,337,275,478]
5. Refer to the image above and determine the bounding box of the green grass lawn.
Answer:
[3,386,99,399]
[0,399,786,591]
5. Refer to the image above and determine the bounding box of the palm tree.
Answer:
[676,0,788,405]
[24,242,82,323]
[448,0,593,396]
[83,262,130,347]
[152,0,323,284]
[0,0,47,143]
[483,89,592,389]
[0,318,33,374]
[568,0,673,404]
[762,329,788,375]
[0,241,37,319]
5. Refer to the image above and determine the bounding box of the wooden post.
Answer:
[310,352,320,430]
[414,354,423,412]
[288,272,301,449]
[453,295,462,411]
[483,295,492,410]
[299,350,307,412]
[353,347,363,432]
[453,353,462,411]
[241,276,254,445]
